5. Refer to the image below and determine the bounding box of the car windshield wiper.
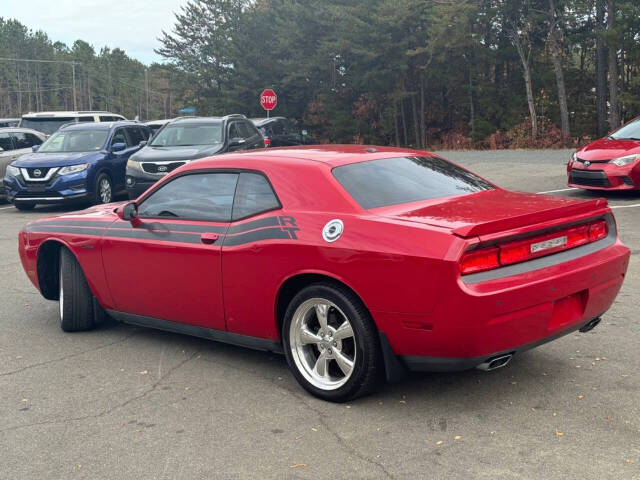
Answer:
[157,210,179,217]
[611,137,640,140]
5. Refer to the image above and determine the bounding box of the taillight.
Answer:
[460,219,609,275]
[459,247,500,274]
[588,220,608,241]
[264,138,271,147]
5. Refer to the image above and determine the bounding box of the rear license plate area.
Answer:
[549,290,587,330]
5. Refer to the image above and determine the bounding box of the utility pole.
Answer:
[72,62,77,111]
[145,68,150,120]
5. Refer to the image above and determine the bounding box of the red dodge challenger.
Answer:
[568,117,640,190]
[18,146,629,401]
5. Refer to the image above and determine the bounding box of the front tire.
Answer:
[59,248,96,332]
[283,283,382,402]
[93,173,113,205]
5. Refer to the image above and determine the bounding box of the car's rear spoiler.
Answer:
[452,197,610,238]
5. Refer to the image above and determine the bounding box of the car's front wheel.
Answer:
[59,248,96,332]
[283,283,382,402]
[93,173,113,205]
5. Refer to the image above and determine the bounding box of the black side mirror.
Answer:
[117,201,140,226]
[32,145,40,152]
[111,142,127,153]
[229,137,246,147]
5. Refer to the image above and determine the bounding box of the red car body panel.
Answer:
[18,146,630,372]
[568,136,640,190]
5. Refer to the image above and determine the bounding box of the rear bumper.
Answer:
[402,315,602,372]
[375,237,630,365]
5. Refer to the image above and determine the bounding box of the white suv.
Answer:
[19,111,127,136]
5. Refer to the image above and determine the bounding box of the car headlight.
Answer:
[5,164,21,177]
[571,152,577,162]
[127,160,144,172]
[58,163,90,176]
[611,154,639,167]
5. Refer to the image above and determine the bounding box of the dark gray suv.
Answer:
[125,115,265,199]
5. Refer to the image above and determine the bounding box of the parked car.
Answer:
[17,146,629,402]
[3,121,150,210]
[251,117,314,147]
[0,128,47,200]
[145,119,174,137]
[0,118,19,128]
[568,117,640,190]
[126,114,264,198]
[19,111,127,136]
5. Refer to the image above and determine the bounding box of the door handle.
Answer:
[200,232,220,245]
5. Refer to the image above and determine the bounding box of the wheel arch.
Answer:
[36,239,91,301]
[275,271,369,339]
[274,271,408,384]
[36,239,67,300]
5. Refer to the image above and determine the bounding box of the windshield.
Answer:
[38,130,109,153]
[333,156,494,209]
[20,117,76,135]
[610,118,640,140]
[150,122,223,147]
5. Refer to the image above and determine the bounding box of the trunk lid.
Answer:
[373,189,609,238]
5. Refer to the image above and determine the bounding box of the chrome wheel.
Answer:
[289,298,356,390]
[99,177,112,203]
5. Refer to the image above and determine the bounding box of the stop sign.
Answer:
[260,89,278,111]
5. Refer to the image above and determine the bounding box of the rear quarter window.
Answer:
[333,156,494,209]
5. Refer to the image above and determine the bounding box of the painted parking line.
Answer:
[611,203,640,209]
[0,206,16,210]
[536,187,579,194]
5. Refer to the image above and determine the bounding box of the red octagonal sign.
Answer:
[260,89,278,111]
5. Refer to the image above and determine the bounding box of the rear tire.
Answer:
[14,202,35,211]
[283,282,382,402]
[59,248,96,332]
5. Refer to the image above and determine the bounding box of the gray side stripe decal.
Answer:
[25,215,300,247]
[222,227,293,246]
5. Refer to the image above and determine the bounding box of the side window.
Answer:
[228,122,240,140]
[26,133,44,146]
[0,133,14,151]
[78,116,95,123]
[270,121,284,136]
[232,172,281,220]
[99,115,117,122]
[127,126,146,145]
[111,129,131,147]
[237,121,252,139]
[138,173,239,222]
[244,121,261,138]
[11,132,37,149]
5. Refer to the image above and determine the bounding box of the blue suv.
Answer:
[3,121,150,210]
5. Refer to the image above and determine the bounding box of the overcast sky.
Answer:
[4,0,189,64]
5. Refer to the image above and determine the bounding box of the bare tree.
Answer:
[607,0,619,129]
[595,0,607,135]
[506,21,538,139]
[547,0,570,140]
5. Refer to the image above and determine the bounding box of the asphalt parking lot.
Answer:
[1,149,638,479]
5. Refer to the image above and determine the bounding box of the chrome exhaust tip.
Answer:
[476,353,513,371]
[579,317,601,333]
